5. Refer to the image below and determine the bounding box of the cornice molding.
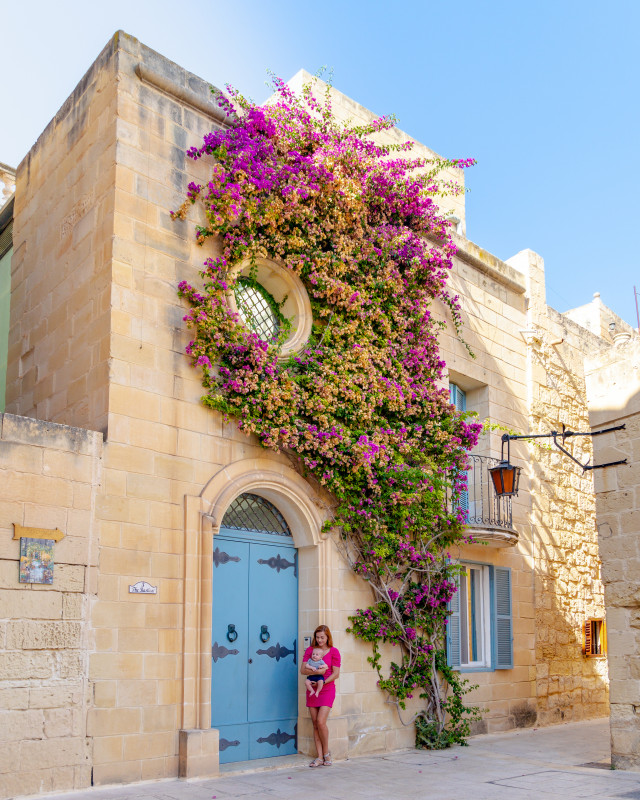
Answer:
[135,63,232,127]
[451,233,527,295]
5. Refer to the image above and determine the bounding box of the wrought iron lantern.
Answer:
[489,425,628,499]
[489,461,521,497]
[488,433,521,497]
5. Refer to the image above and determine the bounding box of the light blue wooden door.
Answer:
[211,496,298,764]
[247,541,298,759]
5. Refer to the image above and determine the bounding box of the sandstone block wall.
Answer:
[0,413,102,799]
[508,249,609,725]
[587,338,640,769]
[437,244,538,733]
[5,38,118,434]
[89,34,232,786]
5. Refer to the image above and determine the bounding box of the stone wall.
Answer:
[88,33,232,786]
[437,238,537,732]
[587,338,640,769]
[0,413,102,799]
[508,249,609,725]
[5,39,118,434]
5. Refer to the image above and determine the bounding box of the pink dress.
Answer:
[303,646,341,708]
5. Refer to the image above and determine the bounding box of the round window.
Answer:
[226,258,312,358]
[234,278,281,342]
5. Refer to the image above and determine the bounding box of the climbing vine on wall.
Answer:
[173,76,483,746]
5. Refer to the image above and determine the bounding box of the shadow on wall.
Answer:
[528,432,609,725]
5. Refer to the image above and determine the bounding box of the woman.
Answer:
[301,624,341,767]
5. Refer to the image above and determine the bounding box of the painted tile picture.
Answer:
[19,537,54,584]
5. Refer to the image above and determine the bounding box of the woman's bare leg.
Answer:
[308,706,323,759]
[315,706,331,756]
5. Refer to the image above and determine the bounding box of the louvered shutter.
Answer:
[494,567,513,669]
[583,620,592,656]
[446,574,461,668]
[0,219,12,259]
[449,384,469,514]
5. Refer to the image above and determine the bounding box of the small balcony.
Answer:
[449,454,518,547]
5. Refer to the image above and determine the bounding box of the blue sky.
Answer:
[2,0,638,326]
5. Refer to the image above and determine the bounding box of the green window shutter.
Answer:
[446,574,461,668]
[494,567,513,669]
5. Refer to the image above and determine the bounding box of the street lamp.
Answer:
[488,435,521,497]
[489,425,628,498]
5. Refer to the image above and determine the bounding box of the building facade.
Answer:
[0,31,618,797]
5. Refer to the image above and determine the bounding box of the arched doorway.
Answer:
[211,493,298,763]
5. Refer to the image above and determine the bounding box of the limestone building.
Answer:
[0,31,618,797]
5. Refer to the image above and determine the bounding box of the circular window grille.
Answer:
[234,279,280,342]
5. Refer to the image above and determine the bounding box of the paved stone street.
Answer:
[18,718,640,800]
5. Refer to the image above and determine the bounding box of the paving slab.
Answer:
[17,717,640,800]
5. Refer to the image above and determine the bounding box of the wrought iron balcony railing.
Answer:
[449,454,515,532]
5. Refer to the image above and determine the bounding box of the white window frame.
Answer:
[458,563,492,670]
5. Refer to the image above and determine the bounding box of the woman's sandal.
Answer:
[323,752,333,766]
[309,757,324,768]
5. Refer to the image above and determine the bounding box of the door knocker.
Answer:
[260,625,270,643]
[227,624,238,643]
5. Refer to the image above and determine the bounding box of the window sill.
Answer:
[459,665,496,673]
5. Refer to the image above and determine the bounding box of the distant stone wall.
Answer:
[587,339,640,769]
[0,166,15,203]
[0,414,102,799]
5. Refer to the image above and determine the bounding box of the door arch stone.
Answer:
[179,458,333,778]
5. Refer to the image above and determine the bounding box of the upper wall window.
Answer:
[449,382,466,412]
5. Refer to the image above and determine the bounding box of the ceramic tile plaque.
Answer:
[19,537,54,584]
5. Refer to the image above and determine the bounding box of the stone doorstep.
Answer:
[218,752,308,777]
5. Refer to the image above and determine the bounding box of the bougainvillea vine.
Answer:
[173,76,483,746]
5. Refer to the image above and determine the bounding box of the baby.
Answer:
[305,647,328,697]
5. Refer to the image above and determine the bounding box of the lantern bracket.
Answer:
[500,424,628,472]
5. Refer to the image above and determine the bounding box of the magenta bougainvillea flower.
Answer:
[174,75,482,745]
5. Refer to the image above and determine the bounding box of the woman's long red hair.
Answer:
[312,625,333,648]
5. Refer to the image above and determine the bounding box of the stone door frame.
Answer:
[178,458,331,778]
